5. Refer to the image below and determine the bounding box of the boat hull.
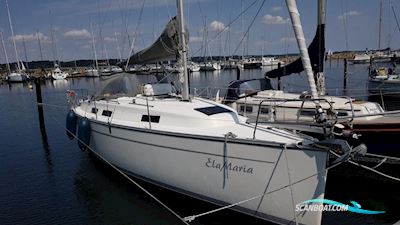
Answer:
[85,119,328,225]
[7,73,28,82]
[368,78,400,97]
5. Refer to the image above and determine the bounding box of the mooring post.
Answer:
[277,62,281,90]
[236,66,240,80]
[35,77,45,127]
[343,58,348,90]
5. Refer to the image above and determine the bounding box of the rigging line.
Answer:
[49,113,190,225]
[191,0,260,57]
[125,0,146,68]
[340,0,349,51]
[392,5,400,36]
[231,0,267,57]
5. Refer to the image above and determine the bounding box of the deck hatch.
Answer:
[194,106,232,116]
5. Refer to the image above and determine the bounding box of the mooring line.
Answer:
[37,102,68,109]
[48,113,190,225]
[330,151,400,182]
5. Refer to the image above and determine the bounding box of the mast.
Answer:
[378,0,382,50]
[176,0,189,100]
[22,37,29,72]
[90,22,99,72]
[6,0,21,71]
[285,0,318,98]
[115,32,122,62]
[315,0,326,95]
[36,30,44,61]
[49,12,58,67]
[0,31,11,74]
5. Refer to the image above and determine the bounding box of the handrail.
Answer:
[252,97,337,139]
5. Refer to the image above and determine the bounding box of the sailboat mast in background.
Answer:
[6,0,21,72]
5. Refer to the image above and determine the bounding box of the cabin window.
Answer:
[141,115,160,123]
[102,110,112,117]
[91,108,98,114]
[194,106,232,116]
[298,109,316,117]
[337,111,348,117]
[239,105,253,113]
[260,107,270,114]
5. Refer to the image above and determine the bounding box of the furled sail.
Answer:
[265,23,325,79]
[122,16,188,65]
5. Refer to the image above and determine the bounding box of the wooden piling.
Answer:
[343,59,348,90]
[277,62,281,90]
[235,66,240,80]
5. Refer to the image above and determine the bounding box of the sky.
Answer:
[1,0,400,63]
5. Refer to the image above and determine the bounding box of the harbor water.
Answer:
[0,61,399,225]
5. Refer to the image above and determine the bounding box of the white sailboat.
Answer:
[225,0,400,156]
[67,1,351,224]
[4,0,28,83]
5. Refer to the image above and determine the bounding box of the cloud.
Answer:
[279,37,296,43]
[210,20,226,32]
[271,6,282,12]
[190,36,202,43]
[262,14,289,25]
[9,32,49,42]
[63,29,91,38]
[338,10,361,20]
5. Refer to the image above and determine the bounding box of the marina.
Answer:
[1,0,400,225]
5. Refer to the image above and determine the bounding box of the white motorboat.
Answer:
[48,66,68,80]
[349,53,371,64]
[66,2,352,225]
[7,72,28,82]
[188,62,200,72]
[85,67,99,77]
[199,62,221,71]
[242,58,262,69]
[262,57,283,66]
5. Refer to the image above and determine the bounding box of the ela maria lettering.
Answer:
[205,158,254,174]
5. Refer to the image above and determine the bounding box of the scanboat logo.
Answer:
[205,158,254,174]
[296,199,386,215]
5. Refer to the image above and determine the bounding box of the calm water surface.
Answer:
[0,62,399,225]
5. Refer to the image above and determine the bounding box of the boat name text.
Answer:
[205,158,253,174]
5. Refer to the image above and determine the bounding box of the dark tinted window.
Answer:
[239,105,253,113]
[299,109,315,117]
[260,107,270,114]
[102,110,112,117]
[141,115,160,123]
